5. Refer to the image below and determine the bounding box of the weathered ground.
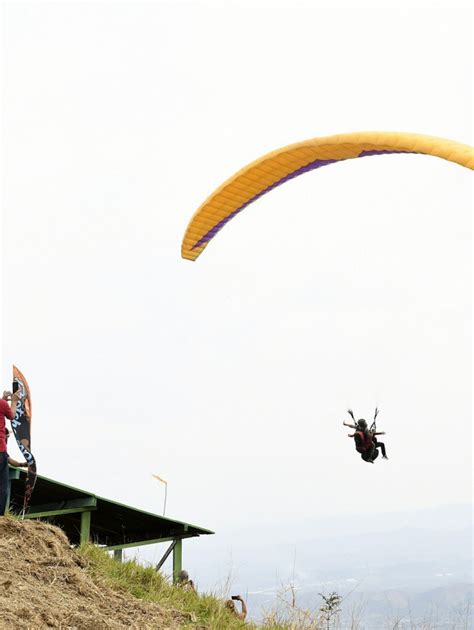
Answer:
[0,517,192,630]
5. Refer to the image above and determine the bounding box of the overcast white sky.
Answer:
[0,0,472,590]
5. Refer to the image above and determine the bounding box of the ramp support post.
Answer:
[80,510,91,545]
[172,538,182,584]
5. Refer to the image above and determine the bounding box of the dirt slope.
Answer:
[0,517,189,629]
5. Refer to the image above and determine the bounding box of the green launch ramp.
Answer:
[7,468,213,582]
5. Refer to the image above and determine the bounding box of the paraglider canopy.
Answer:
[181,131,473,261]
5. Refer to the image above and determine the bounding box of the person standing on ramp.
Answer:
[0,390,21,515]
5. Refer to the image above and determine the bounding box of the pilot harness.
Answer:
[348,408,379,453]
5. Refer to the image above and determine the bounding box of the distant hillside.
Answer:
[190,503,473,628]
[341,583,473,629]
[201,504,472,596]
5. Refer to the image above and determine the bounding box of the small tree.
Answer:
[318,591,342,629]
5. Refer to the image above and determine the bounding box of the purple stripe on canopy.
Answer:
[359,149,415,157]
[191,149,414,251]
[191,158,337,250]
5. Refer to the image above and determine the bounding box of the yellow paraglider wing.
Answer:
[181,131,473,261]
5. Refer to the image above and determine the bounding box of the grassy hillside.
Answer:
[79,544,329,629]
[81,544,257,629]
[0,515,321,629]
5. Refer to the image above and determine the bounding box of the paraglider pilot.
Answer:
[343,410,388,463]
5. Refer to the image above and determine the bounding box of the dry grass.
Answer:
[0,516,185,629]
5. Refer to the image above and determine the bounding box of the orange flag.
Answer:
[152,474,167,485]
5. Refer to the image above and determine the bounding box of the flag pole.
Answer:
[152,474,168,517]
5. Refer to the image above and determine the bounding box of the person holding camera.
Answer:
[225,595,247,621]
